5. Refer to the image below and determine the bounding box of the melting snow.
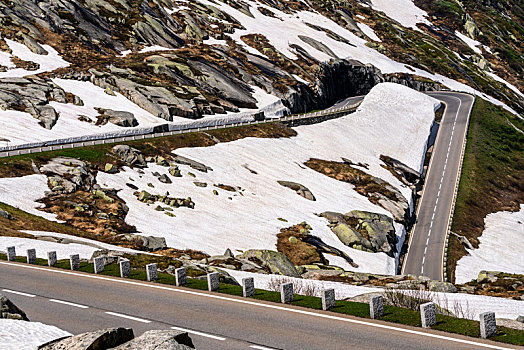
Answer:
[455,205,524,284]
[96,83,438,274]
[0,39,69,78]
[368,0,431,30]
[0,319,71,350]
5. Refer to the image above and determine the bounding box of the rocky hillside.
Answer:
[0,0,521,142]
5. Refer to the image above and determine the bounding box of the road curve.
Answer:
[401,92,475,280]
[0,261,516,350]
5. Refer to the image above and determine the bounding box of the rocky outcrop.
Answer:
[238,249,301,278]
[112,330,195,349]
[172,154,212,173]
[0,208,13,220]
[134,190,195,209]
[39,328,195,350]
[39,328,134,350]
[98,109,138,127]
[40,157,96,194]
[321,210,398,257]
[112,145,147,168]
[0,295,29,321]
[0,77,67,129]
[277,181,315,201]
[118,234,168,251]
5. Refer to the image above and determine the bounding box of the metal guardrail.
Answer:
[0,104,360,158]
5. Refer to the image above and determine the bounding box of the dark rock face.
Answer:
[0,295,29,321]
[283,59,384,114]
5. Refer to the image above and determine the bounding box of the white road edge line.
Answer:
[0,261,513,350]
[1,289,36,297]
[49,299,88,309]
[105,311,151,323]
[171,326,226,341]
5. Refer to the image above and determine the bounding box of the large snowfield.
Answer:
[94,83,438,274]
[455,205,524,284]
[0,83,437,275]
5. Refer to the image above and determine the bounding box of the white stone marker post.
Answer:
[70,254,80,270]
[280,282,294,304]
[370,295,384,319]
[480,312,496,338]
[420,302,436,328]
[207,272,219,291]
[93,257,105,274]
[146,263,158,281]
[242,277,255,298]
[26,249,36,264]
[322,289,336,310]
[6,246,15,261]
[119,259,130,278]
[175,267,186,286]
[47,251,57,267]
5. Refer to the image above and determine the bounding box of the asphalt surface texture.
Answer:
[0,261,517,350]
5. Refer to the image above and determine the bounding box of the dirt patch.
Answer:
[305,158,400,205]
[276,222,325,266]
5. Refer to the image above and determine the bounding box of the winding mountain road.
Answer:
[402,92,475,280]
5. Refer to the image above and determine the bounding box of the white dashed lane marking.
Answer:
[49,299,89,309]
[171,326,226,341]
[105,311,151,323]
[2,289,36,297]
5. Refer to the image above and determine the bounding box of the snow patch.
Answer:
[455,205,524,284]
[0,39,69,78]
[455,31,482,55]
[369,0,431,30]
[357,22,382,42]
[0,174,58,222]
[0,319,71,350]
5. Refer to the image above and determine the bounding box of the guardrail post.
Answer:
[322,288,335,310]
[26,249,36,264]
[480,312,496,338]
[242,277,255,297]
[48,251,57,267]
[7,246,15,261]
[93,257,105,274]
[70,254,80,270]
[280,282,294,303]
[207,272,219,291]
[146,263,158,281]
[119,259,130,278]
[420,302,436,328]
[370,295,384,319]
[175,267,187,286]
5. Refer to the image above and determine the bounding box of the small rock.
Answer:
[104,163,118,174]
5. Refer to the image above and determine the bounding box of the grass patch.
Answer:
[449,98,524,282]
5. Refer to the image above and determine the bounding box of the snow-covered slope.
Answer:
[455,205,524,284]
[95,83,437,274]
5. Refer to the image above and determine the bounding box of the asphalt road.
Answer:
[0,261,516,350]
[401,92,475,280]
